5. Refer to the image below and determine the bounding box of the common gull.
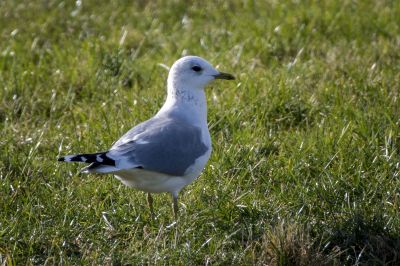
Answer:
[58,56,235,218]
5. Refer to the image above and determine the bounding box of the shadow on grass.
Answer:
[328,213,400,265]
[252,214,399,265]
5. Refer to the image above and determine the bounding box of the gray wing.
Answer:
[108,116,209,176]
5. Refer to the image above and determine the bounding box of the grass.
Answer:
[1,0,400,264]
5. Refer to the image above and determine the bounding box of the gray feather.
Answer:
[108,115,208,176]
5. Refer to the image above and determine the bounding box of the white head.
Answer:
[167,56,235,92]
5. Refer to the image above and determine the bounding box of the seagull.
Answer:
[58,56,234,218]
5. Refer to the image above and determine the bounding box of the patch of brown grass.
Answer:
[249,222,342,266]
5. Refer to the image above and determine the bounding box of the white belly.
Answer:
[114,169,187,193]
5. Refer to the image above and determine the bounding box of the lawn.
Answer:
[1,0,399,265]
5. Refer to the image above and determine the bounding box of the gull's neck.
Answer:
[156,84,208,126]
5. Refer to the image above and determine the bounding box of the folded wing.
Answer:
[94,116,209,176]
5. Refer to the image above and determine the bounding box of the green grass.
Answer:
[1,0,400,264]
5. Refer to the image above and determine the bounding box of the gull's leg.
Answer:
[172,192,179,219]
[147,193,154,218]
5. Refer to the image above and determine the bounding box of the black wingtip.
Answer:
[58,157,65,162]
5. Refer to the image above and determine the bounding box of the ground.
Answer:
[1,0,399,265]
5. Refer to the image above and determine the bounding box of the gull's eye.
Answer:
[191,65,202,72]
